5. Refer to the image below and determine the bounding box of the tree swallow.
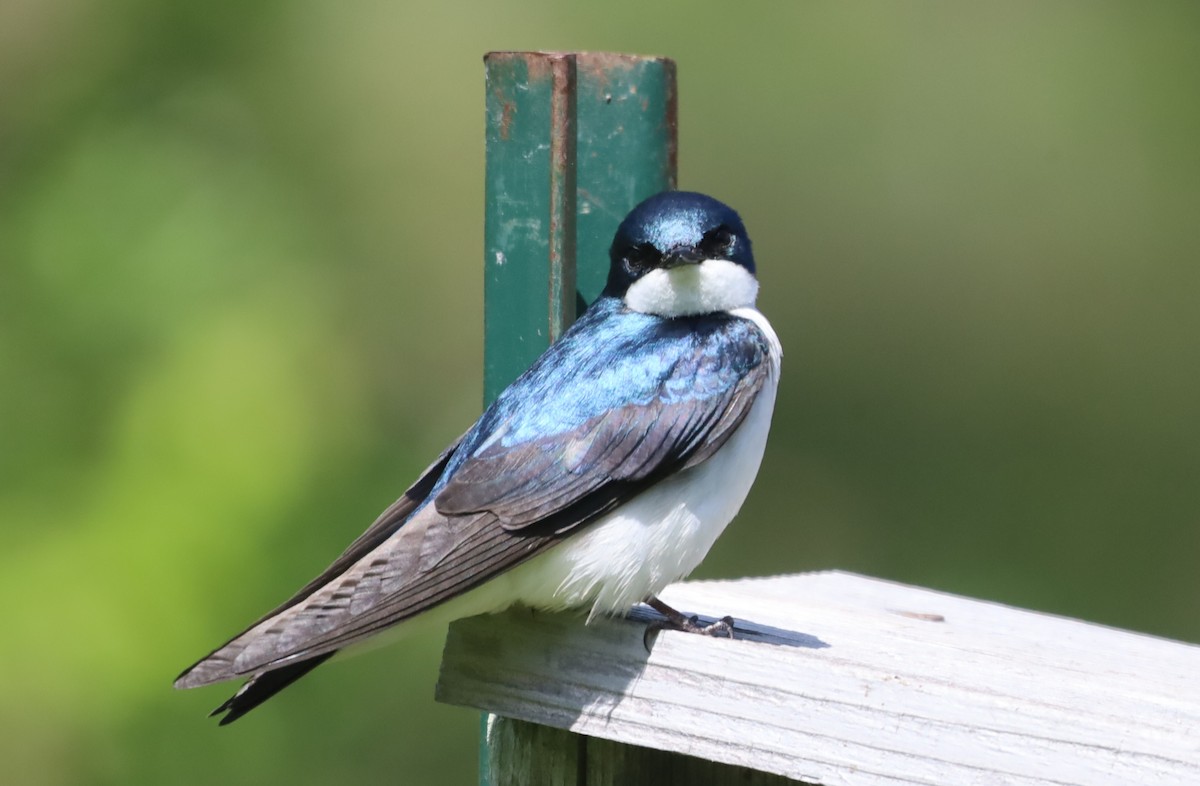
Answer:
[175,190,782,724]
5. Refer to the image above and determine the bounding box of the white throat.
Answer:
[624,259,759,317]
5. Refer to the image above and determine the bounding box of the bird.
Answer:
[174,190,782,724]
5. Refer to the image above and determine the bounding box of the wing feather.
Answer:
[177,309,773,692]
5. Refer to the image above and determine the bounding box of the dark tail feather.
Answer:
[211,652,337,725]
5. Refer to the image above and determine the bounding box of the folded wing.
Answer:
[176,310,771,703]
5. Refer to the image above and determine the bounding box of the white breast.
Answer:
[497,307,783,619]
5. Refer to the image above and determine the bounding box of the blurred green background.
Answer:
[3,1,1198,783]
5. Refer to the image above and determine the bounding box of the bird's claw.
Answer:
[642,612,737,651]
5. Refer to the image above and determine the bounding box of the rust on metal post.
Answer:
[547,56,577,343]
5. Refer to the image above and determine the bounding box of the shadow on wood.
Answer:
[628,604,829,651]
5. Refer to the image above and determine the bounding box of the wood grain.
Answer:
[438,571,1200,785]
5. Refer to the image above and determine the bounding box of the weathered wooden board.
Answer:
[437,571,1200,785]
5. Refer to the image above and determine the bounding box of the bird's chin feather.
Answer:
[624,259,759,318]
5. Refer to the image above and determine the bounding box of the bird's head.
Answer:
[605,191,757,318]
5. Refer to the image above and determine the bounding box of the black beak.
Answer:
[662,247,705,269]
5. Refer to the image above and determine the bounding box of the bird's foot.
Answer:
[643,596,736,650]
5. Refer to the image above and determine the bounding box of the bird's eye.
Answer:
[624,243,661,274]
[699,226,734,258]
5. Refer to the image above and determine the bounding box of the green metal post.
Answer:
[480,50,677,786]
[573,54,678,305]
[483,51,677,402]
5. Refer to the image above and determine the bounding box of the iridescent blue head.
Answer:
[605,191,759,318]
